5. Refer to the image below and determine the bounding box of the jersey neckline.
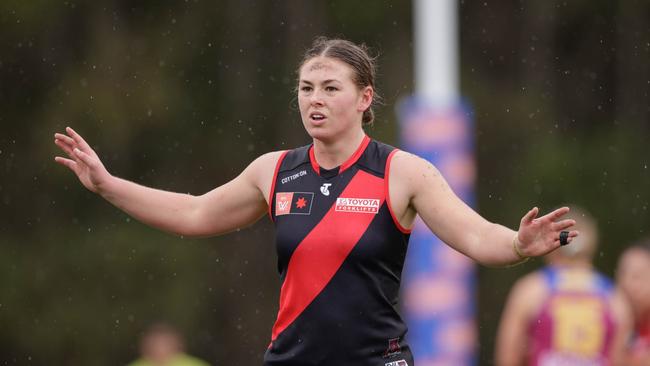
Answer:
[308,135,371,176]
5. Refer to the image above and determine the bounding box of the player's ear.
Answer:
[358,86,373,112]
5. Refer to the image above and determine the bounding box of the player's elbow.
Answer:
[172,196,216,238]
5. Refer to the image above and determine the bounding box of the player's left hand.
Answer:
[515,206,579,257]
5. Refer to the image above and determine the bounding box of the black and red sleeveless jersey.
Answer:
[264,135,413,366]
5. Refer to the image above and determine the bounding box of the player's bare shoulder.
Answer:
[245,150,287,201]
[389,150,444,194]
[510,271,548,305]
[248,150,286,171]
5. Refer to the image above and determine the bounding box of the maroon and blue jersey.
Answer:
[264,135,413,366]
[528,266,617,366]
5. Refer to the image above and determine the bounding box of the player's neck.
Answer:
[312,129,366,169]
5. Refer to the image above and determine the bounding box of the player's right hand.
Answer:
[54,127,111,193]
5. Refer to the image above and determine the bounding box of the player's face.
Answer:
[617,249,650,311]
[298,57,372,142]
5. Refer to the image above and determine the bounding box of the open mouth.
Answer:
[310,112,326,121]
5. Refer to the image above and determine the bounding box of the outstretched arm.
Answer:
[389,151,578,266]
[54,127,281,237]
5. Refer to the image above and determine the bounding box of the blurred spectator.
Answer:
[616,237,650,365]
[495,206,632,366]
[127,323,210,366]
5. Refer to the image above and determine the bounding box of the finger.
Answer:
[552,219,576,231]
[55,138,76,158]
[521,207,539,224]
[553,239,566,247]
[73,147,95,167]
[66,127,93,153]
[54,133,75,146]
[554,236,577,247]
[541,206,570,222]
[554,230,580,241]
[54,134,77,152]
[539,207,569,222]
[54,156,78,172]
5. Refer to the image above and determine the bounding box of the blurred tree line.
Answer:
[0,0,648,365]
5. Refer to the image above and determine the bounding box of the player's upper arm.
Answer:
[609,288,633,366]
[391,151,491,257]
[187,151,284,237]
[495,273,546,366]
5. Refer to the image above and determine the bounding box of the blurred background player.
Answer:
[127,323,210,366]
[495,206,632,366]
[616,237,650,365]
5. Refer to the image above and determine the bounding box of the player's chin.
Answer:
[305,126,334,142]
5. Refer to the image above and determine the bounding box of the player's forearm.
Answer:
[471,223,526,267]
[98,175,200,236]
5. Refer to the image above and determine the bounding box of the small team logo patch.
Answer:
[335,197,380,214]
[384,360,409,366]
[275,192,314,216]
[383,337,402,358]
